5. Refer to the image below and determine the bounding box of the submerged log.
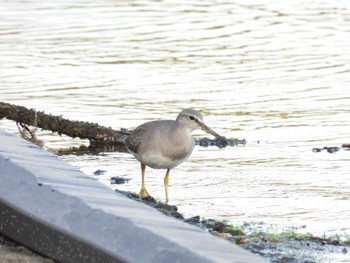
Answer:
[0,102,129,143]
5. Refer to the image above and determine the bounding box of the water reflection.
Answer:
[0,0,349,240]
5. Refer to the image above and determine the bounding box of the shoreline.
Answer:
[115,189,350,263]
[1,189,349,263]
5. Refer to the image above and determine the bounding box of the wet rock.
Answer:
[195,137,246,148]
[110,176,131,184]
[233,236,246,245]
[184,216,200,225]
[312,146,342,153]
[326,146,341,153]
[154,202,180,213]
[93,169,106,175]
[201,218,216,227]
[195,137,215,147]
[204,220,245,237]
[117,190,185,219]
[141,195,157,203]
[213,222,225,232]
[170,211,184,219]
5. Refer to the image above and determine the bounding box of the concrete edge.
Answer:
[0,129,266,263]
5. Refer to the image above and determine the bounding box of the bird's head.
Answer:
[176,109,228,146]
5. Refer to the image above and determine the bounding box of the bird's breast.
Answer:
[141,132,194,169]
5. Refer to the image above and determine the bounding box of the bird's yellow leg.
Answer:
[139,164,150,197]
[164,169,170,203]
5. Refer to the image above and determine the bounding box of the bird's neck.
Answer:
[174,121,194,137]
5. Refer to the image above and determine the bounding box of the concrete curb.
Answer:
[0,130,266,263]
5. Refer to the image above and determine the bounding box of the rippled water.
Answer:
[1,0,350,244]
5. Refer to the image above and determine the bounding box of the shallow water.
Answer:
[1,0,350,244]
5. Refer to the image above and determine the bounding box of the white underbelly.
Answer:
[132,151,191,169]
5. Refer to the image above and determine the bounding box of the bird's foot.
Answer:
[139,187,151,198]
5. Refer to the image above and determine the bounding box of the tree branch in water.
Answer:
[0,101,129,143]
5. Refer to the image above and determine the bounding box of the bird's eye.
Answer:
[189,115,195,120]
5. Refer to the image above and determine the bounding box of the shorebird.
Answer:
[125,109,227,203]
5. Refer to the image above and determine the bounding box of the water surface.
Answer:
[1,0,349,243]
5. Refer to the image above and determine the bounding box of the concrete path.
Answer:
[0,129,266,263]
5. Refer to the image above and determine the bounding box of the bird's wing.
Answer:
[125,124,151,154]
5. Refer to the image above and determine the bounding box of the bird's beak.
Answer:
[198,121,228,147]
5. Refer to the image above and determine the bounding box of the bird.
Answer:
[125,109,227,203]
